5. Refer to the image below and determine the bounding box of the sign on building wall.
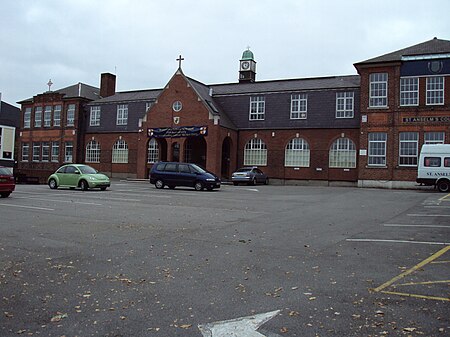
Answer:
[0,125,15,160]
[148,126,207,138]
[402,116,450,123]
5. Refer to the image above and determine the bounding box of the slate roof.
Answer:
[18,83,100,104]
[89,88,162,104]
[355,37,450,65]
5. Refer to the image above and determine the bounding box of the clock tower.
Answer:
[239,48,256,83]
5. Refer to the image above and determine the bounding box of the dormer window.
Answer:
[249,96,265,120]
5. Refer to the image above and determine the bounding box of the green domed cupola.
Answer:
[239,48,257,83]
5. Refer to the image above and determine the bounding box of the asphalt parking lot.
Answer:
[0,182,449,336]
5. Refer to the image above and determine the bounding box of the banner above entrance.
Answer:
[148,126,207,138]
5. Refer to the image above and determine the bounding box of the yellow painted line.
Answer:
[372,245,450,293]
[431,260,450,264]
[379,290,450,302]
[439,193,450,201]
[393,280,450,287]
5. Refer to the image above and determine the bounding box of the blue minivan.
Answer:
[149,162,221,191]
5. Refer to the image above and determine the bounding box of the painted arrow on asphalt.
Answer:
[198,310,281,337]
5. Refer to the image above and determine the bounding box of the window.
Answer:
[399,132,419,166]
[34,107,42,127]
[65,142,73,163]
[147,138,159,163]
[32,142,40,161]
[66,104,75,126]
[53,105,61,127]
[112,139,128,163]
[369,73,388,107]
[85,140,100,163]
[51,142,59,162]
[329,138,356,168]
[400,77,419,106]
[42,142,50,161]
[336,92,354,118]
[117,104,128,125]
[285,138,310,167]
[426,77,444,105]
[368,133,387,166]
[249,96,265,120]
[424,157,441,167]
[244,138,267,166]
[21,143,29,161]
[145,102,152,112]
[24,108,31,128]
[290,94,307,119]
[90,106,101,126]
[425,132,445,144]
[445,158,450,167]
[44,106,52,127]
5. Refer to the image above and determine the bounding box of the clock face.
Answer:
[241,61,250,70]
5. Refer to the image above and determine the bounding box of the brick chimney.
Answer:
[100,73,116,98]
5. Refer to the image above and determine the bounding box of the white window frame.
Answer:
[426,76,444,105]
[368,132,387,166]
[24,108,31,128]
[369,73,388,107]
[66,104,75,126]
[285,138,310,167]
[90,106,101,126]
[116,104,128,125]
[399,132,419,167]
[34,107,42,127]
[112,139,129,163]
[65,142,73,163]
[32,142,40,162]
[21,143,29,161]
[249,96,265,121]
[51,142,59,162]
[290,94,307,119]
[85,140,100,163]
[44,106,52,127]
[329,138,356,168]
[147,138,159,163]
[53,105,61,127]
[400,77,419,106]
[41,142,50,161]
[336,92,354,118]
[424,131,445,144]
[244,138,267,166]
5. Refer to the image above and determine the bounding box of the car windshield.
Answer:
[0,167,12,175]
[236,168,252,172]
[78,165,97,174]
[190,164,206,174]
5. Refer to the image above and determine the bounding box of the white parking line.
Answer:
[383,224,450,228]
[346,238,450,245]
[12,196,103,206]
[407,214,450,217]
[0,203,55,211]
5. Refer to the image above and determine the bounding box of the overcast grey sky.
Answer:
[1,0,449,106]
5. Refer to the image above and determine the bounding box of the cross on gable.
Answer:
[176,55,184,68]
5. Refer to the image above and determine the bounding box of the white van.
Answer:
[416,144,450,192]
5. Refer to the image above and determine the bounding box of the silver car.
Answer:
[231,167,269,186]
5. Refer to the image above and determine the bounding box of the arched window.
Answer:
[244,138,267,166]
[112,139,128,163]
[85,140,100,163]
[285,138,310,167]
[329,138,356,168]
[147,138,159,163]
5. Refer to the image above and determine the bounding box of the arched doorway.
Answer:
[221,137,232,179]
[184,137,207,168]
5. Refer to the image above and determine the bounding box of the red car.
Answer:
[0,166,15,198]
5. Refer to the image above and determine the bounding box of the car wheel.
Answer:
[48,178,58,189]
[264,177,269,185]
[437,180,450,193]
[155,180,164,189]
[0,192,11,198]
[194,181,204,191]
[248,178,256,186]
[80,180,89,191]
[233,182,239,186]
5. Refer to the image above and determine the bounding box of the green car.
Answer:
[47,164,110,191]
